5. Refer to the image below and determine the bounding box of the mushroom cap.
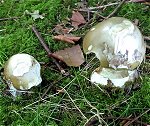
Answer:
[4,54,42,90]
[83,17,146,69]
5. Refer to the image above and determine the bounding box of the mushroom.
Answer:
[4,53,42,96]
[83,17,146,87]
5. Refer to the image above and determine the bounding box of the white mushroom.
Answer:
[83,17,146,87]
[4,54,42,96]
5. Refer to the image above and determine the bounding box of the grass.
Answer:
[0,0,150,125]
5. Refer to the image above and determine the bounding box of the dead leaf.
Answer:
[25,10,44,20]
[53,24,73,34]
[70,11,86,28]
[53,35,81,44]
[52,45,85,67]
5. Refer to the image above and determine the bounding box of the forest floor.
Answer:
[0,0,150,125]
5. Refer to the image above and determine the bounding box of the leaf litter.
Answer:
[52,45,85,67]
[3,0,149,125]
[53,35,81,44]
[50,11,87,67]
[70,11,86,29]
[53,24,73,35]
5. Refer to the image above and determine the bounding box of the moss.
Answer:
[0,1,150,125]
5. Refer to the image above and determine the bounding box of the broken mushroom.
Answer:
[4,54,42,96]
[83,17,146,87]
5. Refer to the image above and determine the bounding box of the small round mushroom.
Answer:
[83,17,146,87]
[4,54,42,96]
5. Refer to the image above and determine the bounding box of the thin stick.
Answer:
[84,116,148,126]
[88,2,119,10]
[106,0,126,18]
[0,17,19,21]
[146,44,150,50]
[75,3,118,22]
[76,8,106,19]
[74,9,97,13]
[146,55,150,59]
[104,117,148,126]
[129,0,147,2]
[123,108,150,126]
[144,36,150,41]
[41,83,54,99]
[32,26,65,74]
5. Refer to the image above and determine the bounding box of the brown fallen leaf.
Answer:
[53,35,81,44]
[70,11,86,28]
[52,45,85,67]
[53,24,73,34]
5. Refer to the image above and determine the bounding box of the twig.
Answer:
[129,0,147,2]
[75,2,118,23]
[84,116,148,126]
[146,44,150,50]
[88,2,119,10]
[78,18,93,30]
[78,13,105,30]
[75,3,118,22]
[77,8,106,19]
[104,117,148,126]
[146,55,150,59]
[123,108,150,126]
[41,83,54,99]
[106,0,126,18]
[95,13,106,19]
[0,17,19,21]
[32,26,66,74]
[144,36,150,41]
[75,9,97,13]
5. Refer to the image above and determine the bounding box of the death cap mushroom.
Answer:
[83,17,146,87]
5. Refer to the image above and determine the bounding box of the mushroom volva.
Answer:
[83,17,146,87]
[4,54,42,96]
